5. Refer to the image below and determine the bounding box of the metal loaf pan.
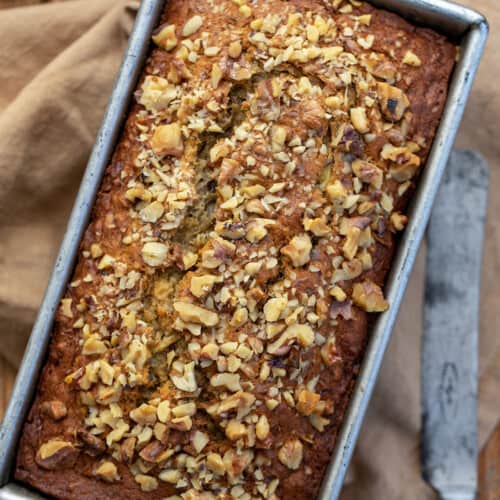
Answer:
[0,0,488,498]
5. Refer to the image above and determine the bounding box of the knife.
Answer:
[422,150,489,500]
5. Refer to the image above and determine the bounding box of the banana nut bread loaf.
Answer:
[15,0,456,498]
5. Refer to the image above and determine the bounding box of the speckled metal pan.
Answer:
[0,0,488,498]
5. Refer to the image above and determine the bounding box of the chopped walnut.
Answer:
[41,400,67,421]
[159,469,181,484]
[287,323,315,348]
[210,373,242,392]
[182,15,203,37]
[350,107,370,134]
[352,280,389,312]
[297,390,321,416]
[403,50,422,67]
[152,24,177,51]
[381,144,421,183]
[135,474,159,492]
[170,361,198,392]
[130,404,157,425]
[174,301,219,326]
[352,160,383,189]
[191,430,209,453]
[225,420,247,441]
[256,414,270,440]
[151,122,184,157]
[304,217,330,237]
[206,453,225,475]
[141,242,169,267]
[60,298,73,318]
[263,297,287,322]
[139,76,177,111]
[342,226,361,261]
[36,440,78,470]
[390,212,408,231]
[278,439,303,470]
[281,234,312,267]
[190,274,217,298]
[377,83,410,122]
[140,201,164,223]
[94,461,120,483]
[246,218,276,243]
[228,40,242,58]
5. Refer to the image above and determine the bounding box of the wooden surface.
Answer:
[0,0,498,495]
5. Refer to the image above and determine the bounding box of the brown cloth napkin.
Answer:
[0,1,498,498]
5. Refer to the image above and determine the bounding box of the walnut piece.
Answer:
[94,461,120,483]
[135,474,159,492]
[174,301,219,326]
[263,297,287,322]
[297,390,321,416]
[182,15,203,37]
[139,76,177,112]
[152,24,177,51]
[130,403,157,425]
[281,234,312,267]
[170,361,198,392]
[384,146,421,182]
[278,438,304,470]
[352,280,389,312]
[256,414,270,440]
[41,400,67,421]
[207,453,225,475]
[36,440,79,470]
[210,373,242,392]
[352,160,383,189]
[151,122,184,157]
[350,107,370,134]
[141,242,169,267]
[377,82,410,122]
[190,274,217,298]
[228,40,242,58]
[402,50,422,67]
[192,430,209,453]
[225,420,247,441]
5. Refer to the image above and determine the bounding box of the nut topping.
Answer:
[41,400,67,421]
[281,234,312,267]
[182,15,203,37]
[36,440,78,470]
[278,439,304,470]
[151,122,184,157]
[174,301,219,326]
[352,280,389,312]
[94,461,120,482]
[141,242,169,267]
[377,82,410,122]
[152,24,177,51]
[297,390,321,416]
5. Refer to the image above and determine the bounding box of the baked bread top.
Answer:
[16,0,455,498]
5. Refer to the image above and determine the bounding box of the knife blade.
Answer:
[422,150,489,500]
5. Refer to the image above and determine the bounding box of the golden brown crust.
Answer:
[15,0,455,498]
